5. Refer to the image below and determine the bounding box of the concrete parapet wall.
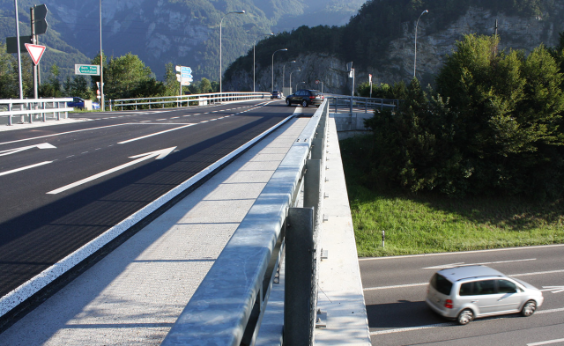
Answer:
[332,112,374,140]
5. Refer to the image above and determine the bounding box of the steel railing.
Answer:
[162,100,330,346]
[0,98,73,126]
[109,92,271,111]
[328,95,398,113]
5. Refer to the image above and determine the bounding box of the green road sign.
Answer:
[75,64,100,76]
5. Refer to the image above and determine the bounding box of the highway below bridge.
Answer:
[0,99,300,312]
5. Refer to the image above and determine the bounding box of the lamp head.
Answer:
[281,48,288,51]
[234,10,245,14]
[422,9,429,15]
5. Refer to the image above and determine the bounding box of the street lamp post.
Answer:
[100,0,104,110]
[282,60,296,95]
[271,48,288,92]
[289,68,301,95]
[220,10,245,94]
[254,33,273,92]
[414,9,428,79]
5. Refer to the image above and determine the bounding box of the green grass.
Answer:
[340,137,564,257]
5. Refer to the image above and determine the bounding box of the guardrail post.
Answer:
[42,101,46,122]
[304,159,321,222]
[285,207,315,346]
[349,96,353,114]
[8,103,12,126]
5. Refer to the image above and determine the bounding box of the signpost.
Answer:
[75,64,100,76]
[25,44,45,65]
[175,65,193,97]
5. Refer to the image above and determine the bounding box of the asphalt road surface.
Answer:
[0,100,305,299]
[360,245,564,346]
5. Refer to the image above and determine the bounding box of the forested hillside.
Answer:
[225,0,563,88]
[0,0,365,83]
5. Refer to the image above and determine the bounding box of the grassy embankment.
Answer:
[340,136,564,257]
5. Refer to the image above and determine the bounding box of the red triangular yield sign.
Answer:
[24,43,46,65]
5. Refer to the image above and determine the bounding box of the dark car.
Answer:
[286,89,324,107]
[67,97,85,109]
[271,90,283,99]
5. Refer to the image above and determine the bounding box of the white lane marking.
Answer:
[541,286,564,293]
[370,307,564,336]
[118,124,195,144]
[364,282,427,291]
[359,244,564,261]
[171,117,180,119]
[0,124,127,146]
[0,161,53,177]
[369,323,451,336]
[0,143,56,157]
[528,338,564,346]
[46,147,176,195]
[423,258,537,270]
[156,118,166,121]
[511,269,564,278]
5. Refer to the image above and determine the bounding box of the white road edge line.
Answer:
[0,105,302,318]
[359,244,564,261]
[423,258,537,270]
[369,307,564,336]
[0,161,53,177]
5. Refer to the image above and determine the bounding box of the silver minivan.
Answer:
[426,265,544,325]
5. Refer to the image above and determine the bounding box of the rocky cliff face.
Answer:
[225,5,564,94]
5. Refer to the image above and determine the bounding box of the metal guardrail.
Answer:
[329,95,398,113]
[162,100,329,346]
[0,98,73,126]
[110,92,271,111]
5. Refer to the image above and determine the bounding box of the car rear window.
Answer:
[431,273,453,296]
[310,91,319,96]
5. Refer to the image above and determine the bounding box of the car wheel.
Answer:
[286,99,291,106]
[457,309,474,325]
[302,100,308,107]
[521,300,537,317]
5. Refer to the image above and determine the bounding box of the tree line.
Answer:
[0,43,217,101]
[351,33,564,200]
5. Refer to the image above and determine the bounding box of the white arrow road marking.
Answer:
[0,143,56,157]
[541,286,564,293]
[46,147,176,195]
[423,258,536,270]
[0,161,53,177]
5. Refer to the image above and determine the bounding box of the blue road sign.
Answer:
[181,72,192,79]
[181,67,192,74]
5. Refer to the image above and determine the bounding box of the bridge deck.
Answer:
[0,109,310,345]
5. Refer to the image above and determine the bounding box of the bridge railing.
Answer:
[162,100,330,346]
[0,98,73,126]
[109,92,271,111]
[328,95,398,113]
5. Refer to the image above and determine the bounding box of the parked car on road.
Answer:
[426,265,543,325]
[286,89,324,107]
[67,97,85,110]
[271,90,283,99]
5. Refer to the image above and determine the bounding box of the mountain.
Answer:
[0,0,366,83]
[224,0,564,94]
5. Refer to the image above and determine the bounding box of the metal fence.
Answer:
[0,98,73,126]
[110,92,271,111]
[162,100,330,346]
[329,95,398,114]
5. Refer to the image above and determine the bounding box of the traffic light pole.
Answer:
[30,6,38,99]
[14,0,23,99]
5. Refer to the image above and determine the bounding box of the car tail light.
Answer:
[445,299,453,309]
[310,96,315,99]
